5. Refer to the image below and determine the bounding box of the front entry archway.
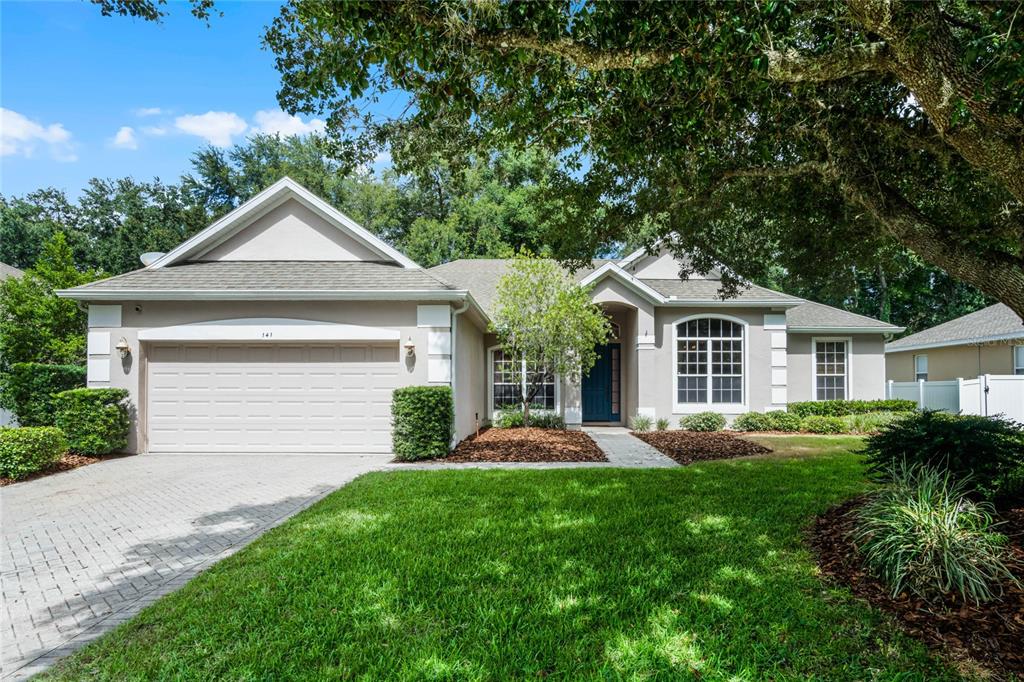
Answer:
[582,343,621,422]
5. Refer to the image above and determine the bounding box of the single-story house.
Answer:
[58,177,903,454]
[885,304,1024,382]
[1,262,26,426]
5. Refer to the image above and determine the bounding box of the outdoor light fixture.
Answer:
[115,337,131,359]
[404,336,416,357]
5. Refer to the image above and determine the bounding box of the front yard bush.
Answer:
[766,410,803,432]
[0,363,85,426]
[788,399,917,418]
[854,464,1018,604]
[528,412,565,429]
[841,411,913,435]
[629,414,652,432]
[0,426,67,479]
[680,411,726,432]
[53,388,131,455]
[655,417,669,431]
[864,410,1024,503]
[494,407,525,428]
[733,412,773,432]
[800,415,845,434]
[391,386,453,461]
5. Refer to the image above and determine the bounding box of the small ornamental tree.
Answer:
[491,254,610,426]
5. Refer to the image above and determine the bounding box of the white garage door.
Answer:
[147,343,400,453]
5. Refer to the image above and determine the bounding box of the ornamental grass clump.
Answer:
[630,414,653,433]
[854,464,1019,605]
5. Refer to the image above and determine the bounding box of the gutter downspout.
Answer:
[449,297,471,449]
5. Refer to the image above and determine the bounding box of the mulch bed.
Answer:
[810,498,1024,679]
[633,430,771,465]
[442,427,607,463]
[0,452,112,486]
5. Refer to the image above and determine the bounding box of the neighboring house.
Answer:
[57,177,902,455]
[1,262,26,426]
[886,304,1024,382]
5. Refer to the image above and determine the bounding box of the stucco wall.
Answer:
[86,300,438,453]
[453,312,486,442]
[788,333,888,402]
[886,342,1018,381]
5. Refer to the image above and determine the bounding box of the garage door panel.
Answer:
[147,343,400,453]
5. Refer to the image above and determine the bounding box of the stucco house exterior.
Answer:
[885,304,1024,382]
[58,178,902,454]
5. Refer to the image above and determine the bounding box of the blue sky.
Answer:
[1,1,389,197]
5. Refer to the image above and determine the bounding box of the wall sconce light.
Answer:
[403,336,416,357]
[115,337,131,359]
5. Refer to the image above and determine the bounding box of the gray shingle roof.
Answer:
[786,301,902,332]
[1,262,24,280]
[886,304,1023,351]
[641,278,801,302]
[65,261,455,293]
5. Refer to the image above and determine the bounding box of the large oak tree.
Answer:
[253,0,1023,318]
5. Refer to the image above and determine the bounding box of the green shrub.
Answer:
[841,411,913,435]
[0,426,67,479]
[655,418,670,431]
[494,407,525,428]
[854,464,1018,604]
[630,414,653,433]
[680,412,726,432]
[800,415,845,434]
[529,411,566,429]
[864,410,1024,503]
[788,399,917,418]
[53,388,131,455]
[391,386,453,461]
[732,412,773,432]
[0,363,85,426]
[765,410,802,432]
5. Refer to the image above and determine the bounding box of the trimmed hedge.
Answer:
[788,399,917,418]
[733,412,773,432]
[391,386,453,461]
[800,415,846,434]
[53,388,131,455]
[0,426,67,479]
[680,411,726,432]
[865,410,1024,503]
[0,363,85,426]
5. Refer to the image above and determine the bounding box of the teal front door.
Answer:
[582,343,620,422]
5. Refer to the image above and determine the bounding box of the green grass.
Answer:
[46,436,956,681]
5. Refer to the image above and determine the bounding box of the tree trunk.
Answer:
[876,264,890,322]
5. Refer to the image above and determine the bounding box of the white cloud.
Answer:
[111,126,138,150]
[174,111,248,147]
[141,126,168,136]
[0,108,77,161]
[134,107,163,117]
[251,108,326,137]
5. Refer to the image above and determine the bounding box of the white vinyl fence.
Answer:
[887,374,1024,422]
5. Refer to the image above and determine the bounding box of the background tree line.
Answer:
[2,132,989,336]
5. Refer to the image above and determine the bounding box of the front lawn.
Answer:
[46,436,956,680]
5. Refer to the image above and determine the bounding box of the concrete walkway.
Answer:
[583,427,678,467]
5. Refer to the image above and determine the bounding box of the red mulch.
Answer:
[810,498,1024,679]
[443,427,607,463]
[633,430,771,465]
[0,452,114,486]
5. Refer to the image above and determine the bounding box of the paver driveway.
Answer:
[1,453,391,679]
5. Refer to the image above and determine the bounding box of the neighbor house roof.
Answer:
[58,261,458,301]
[885,304,1023,353]
[1,262,24,280]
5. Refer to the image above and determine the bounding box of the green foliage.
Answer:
[788,400,917,418]
[0,234,97,370]
[0,363,85,426]
[53,388,131,455]
[840,411,913,435]
[391,386,453,461]
[864,411,1024,503]
[854,465,1018,604]
[629,414,652,433]
[0,426,67,480]
[732,412,773,432]
[494,407,525,429]
[680,412,726,432]
[491,254,609,425]
[765,411,803,432]
[528,412,566,430]
[655,418,669,431]
[800,416,845,435]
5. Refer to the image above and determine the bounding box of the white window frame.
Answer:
[811,337,853,401]
[914,354,929,382]
[486,346,560,419]
[1014,346,1024,375]
[672,314,749,414]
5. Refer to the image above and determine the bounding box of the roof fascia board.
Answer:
[885,331,1024,353]
[56,288,471,302]
[664,299,803,309]
[578,262,666,304]
[791,325,904,334]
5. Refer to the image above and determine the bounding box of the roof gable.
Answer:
[150,177,419,269]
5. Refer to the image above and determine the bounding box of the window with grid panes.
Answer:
[815,340,848,400]
[676,318,743,404]
[491,349,556,410]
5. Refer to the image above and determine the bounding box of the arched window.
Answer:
[676,317,744,405]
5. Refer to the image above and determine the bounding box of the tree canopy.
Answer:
[255,0,1023,319]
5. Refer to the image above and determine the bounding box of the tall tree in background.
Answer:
[258,0,1023,319]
